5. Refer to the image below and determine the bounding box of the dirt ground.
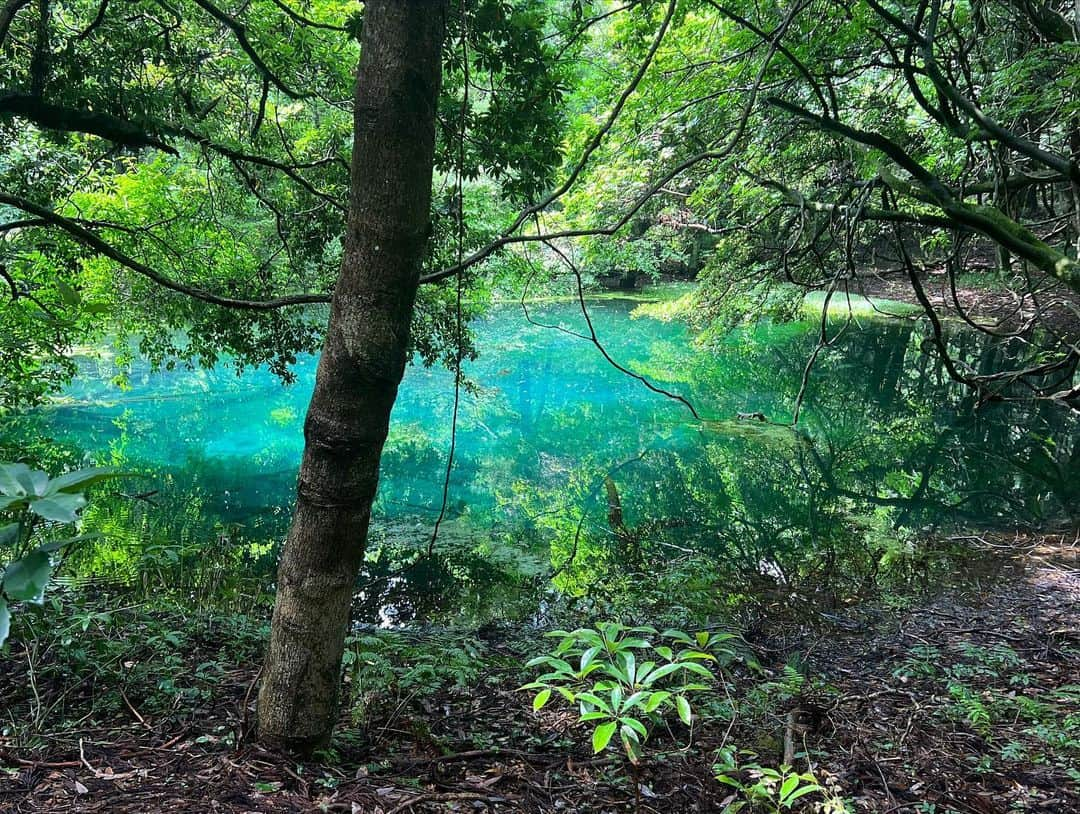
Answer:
[1,530,1077,813]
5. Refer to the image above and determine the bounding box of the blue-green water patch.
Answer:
[4,295,1077,622]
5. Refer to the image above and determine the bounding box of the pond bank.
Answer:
[3,528,1076,812]
[844,273,1080,342]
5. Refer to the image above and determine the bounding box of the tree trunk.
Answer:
[257,0,447,753]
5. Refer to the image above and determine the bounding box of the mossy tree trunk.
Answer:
[257,0,447,753]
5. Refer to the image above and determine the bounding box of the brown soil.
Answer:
[1,531,1077,813]
[846,272,1080,342]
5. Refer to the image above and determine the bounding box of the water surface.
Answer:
[6,294,1077,621]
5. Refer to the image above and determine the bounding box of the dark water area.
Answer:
[4,292,1078,623]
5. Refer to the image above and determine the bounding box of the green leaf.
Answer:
[779,775,799,803]
[57,280,82,307]
[47,466,121,495]
[592,721,617,753]
[29,493,86,523]
[622,716,648,738]
[644,691,671,712]
[676,695,692,726]
[783,783,823,804]
[0,523,18,547]
[533,688,552,711]
[675,661,715,679]
[3,549,52,602]
[0,495,25,512]
[0,463,46,497]
[0,463,28,496]
[624,690,649,710]
[579,711,608,722]
[579,646,600,673]
[641,662,682,685]
[662,628,694,644]
[680,650,717,661]
[576,692,611,712]
[0,596,9,646]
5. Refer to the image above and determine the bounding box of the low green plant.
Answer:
[342,628,488,725]
[0,462,120,645]
[947,681,992,736]
[713,746,829,812]
[521,622,736,763]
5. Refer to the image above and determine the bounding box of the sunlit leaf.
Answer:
[592,721,617,753]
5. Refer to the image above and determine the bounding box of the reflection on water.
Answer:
[4,294,1077,622]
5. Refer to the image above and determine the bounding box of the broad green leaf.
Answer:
[576,692,611,712]
[0,464,28,496]
[783,783,823,804]
[0,463,37,497]
[13,466,48,497]
[624,690,649,710]
[533,688,552,711]
[555,687,575,702]
[579,646,600,672]
[46,466,121,495]
[3,550,52,601]
[28,493,87,523]
[644,691,671,712]
[0,596,9,646]
[641,662,682,685]
[662,629,694,644]
[676,695,692,725]
[779,775,799,803]
[622,716,647,738]
[676,661,715,679]
[680,650,717,661]
[592,721,617,753]
[0,523,18,547]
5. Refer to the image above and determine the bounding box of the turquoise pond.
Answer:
[5,293,1078,621]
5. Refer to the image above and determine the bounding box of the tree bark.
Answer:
[257,0,447,753]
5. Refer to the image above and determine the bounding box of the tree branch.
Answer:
[766,96,1080,293]
[0,191,331,310]
[0,93,179,153]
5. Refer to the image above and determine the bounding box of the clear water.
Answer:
[6,293,1078,622]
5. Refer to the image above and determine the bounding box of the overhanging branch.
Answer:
[0,191,331,310]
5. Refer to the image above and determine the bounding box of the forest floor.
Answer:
[1,528,1077,813]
